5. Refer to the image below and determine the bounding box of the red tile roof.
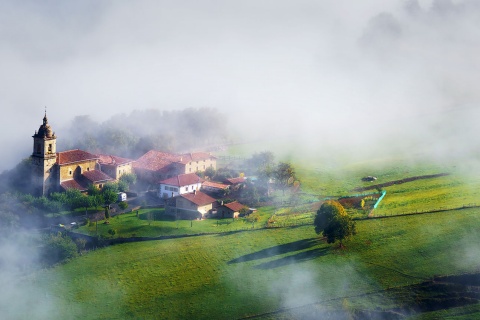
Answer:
[134,150,216,171]
[180,191,215,206]
[133,150,181,171]
[57,149,99,165]
[224,201,246,212]
[83,170,114,183]
[97,154,134,166]
[60,179,87,192]
[159,173,204,186]
[225,177,246,185]
[202,181,229,190]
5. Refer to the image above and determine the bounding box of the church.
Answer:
[31,112,135,196]
[30,112,217,197]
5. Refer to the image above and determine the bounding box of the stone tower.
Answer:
[31,111,57,196]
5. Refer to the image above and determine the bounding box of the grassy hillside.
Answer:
[18,207,480,319]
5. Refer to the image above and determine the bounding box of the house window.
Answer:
[87,167,90,171]
[48,144,52,153]
[69,169,72,175]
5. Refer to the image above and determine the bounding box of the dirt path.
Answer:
[352,173,449,192]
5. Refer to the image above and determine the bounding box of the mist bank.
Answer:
[2,0,480,171]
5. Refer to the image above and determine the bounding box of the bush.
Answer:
[41,232,78,265]
[118,201,128,210]
[108,229,116,236]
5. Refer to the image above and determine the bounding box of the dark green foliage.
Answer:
[108,229,116,236]
[41,232,78,265]
[275,162,296,194]
[204,167,216,179]
[117,180,129,192]
[119,173,137,186]
[314,200,356,246]
[213,168,238,182]
[118,201,128,210]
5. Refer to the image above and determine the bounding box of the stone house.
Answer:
[165,190,216,219]
[216,201,247,219]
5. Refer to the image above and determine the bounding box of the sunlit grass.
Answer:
[76,207,274,238]
[27,207,480,319]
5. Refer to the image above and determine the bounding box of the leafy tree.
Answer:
[274,162,296,195]
[101,182,119,207]
[314,200,356,247]
[87,184,101,196]
[204,167,216,179]
[65,188,84,210]
[102,182,119,194]
[119,173,137,186]
[41,232,79,265]
[117,180,129,192]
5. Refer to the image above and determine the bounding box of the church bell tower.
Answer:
[31,111,57,196]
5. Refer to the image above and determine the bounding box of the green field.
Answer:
[77,207,274,238]
[15,207,480,319]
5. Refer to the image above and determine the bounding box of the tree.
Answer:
[274,162,296,195]
[119,173,137,187]
[314,200,356,248]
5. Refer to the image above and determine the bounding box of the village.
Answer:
[30,112,266,224]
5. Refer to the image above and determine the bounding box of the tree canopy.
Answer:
[314,200,356,247]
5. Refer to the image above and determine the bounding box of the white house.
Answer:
[158,173,204,199]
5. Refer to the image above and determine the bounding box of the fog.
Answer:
[1,0,480,318]
[1,0,480,171]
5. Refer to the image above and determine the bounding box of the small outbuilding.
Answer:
[217,201,247,219]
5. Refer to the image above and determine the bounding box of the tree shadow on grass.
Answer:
[138,212,174,221]
[228,238,320,264]
[253,247,329,269]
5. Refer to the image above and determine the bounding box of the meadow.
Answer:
[18,207,480,319]
[14,146,480,319]
[77,207,274,238]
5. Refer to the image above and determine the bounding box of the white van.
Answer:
[117,192,127,202]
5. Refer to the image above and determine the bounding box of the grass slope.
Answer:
[21,207,480,319]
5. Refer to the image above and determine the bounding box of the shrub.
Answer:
[41,232,78,265]
[108,229,116,236]
[118,201,128,210]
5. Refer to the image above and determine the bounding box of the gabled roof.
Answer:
[134,150,216,171]
[133,150,182,171]
[57,149,99,165]
[224,177,246,185]
[82,170,114,183]
[223,201,246,212]
[180,191,215,206]
[159,173,204,187]
[97,154,134,166]
[60,179,87,192]
[202,181,229,190]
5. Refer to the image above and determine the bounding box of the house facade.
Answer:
[165,190,216,219]
[158,173,203,199]
[217,201,246,219]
